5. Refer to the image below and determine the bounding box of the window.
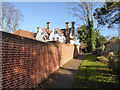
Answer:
[57,37,59,41]
[43,37,45,40]
[53,37,55,41]
[54,31,57,34]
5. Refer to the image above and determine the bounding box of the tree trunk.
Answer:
[1,17,4,31]
[5,23,9,32]
[9,26,11,33]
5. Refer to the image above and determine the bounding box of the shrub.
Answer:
[92,48,103,56]
[96,56,108,64]
[107,54,120,87]
[107,55,118,72]
[117,54,120,87]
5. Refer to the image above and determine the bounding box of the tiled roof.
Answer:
[13,29,35,40]
[56,28,64,36]
[49,31,52,34]
[105,37,119,45]
[44,35,50,40]
[108,37,118,42]
[42,27,50,34]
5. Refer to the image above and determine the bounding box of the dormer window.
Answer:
[54,31,57,34]
[43,37,45,40]
[57,37,59,41]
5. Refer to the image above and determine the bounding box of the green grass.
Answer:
[72,54,118,88]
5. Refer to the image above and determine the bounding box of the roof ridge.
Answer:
[56,28,64,36]
[17,29,34,33]
[42,27,50,34]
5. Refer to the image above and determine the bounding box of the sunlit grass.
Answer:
[73,54,117,88]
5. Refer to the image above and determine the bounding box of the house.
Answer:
[104,37,119,53]
[61,22,76,44]
[35,21,76,44]
[79,42,87,54]
[13,29,36,40]
[49,28,66,43]
[35,22,66,43]
[35,26,51,42]
[14,21,76,45]
[49,22,76,44]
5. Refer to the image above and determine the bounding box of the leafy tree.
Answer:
[77,25,88,43]
[94,2,120,28]
[77,19,96,53]
[77,23,107,53]
[0,2,23,33]
[77,24,88,51]
[88,18,96,52]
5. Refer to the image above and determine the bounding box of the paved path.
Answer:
[38,54,86,88]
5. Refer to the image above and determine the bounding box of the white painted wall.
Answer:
[70,40,75,45]
[36,27,49,42]
[70,28,75,45]
[36,27,75,44]
[49,28,66,43]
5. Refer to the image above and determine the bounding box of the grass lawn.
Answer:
[72,53,118,88]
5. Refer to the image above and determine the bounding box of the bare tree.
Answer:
[1,3,10,31]
[13,9,23,32]
[68,2,98,25]
[5,4,14,32]
[68,2,102,52]
[1,2,23,33]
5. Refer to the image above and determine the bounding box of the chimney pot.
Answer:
[37,27,40,32]
[65,22,69,29]
[71,22,75,28]
[71,22,75,38]
[47,22,50,30]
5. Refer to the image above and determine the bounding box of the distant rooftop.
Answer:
[13,29,35,40]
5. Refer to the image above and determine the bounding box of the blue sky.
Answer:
[12,2,76,31]
[12,2,119,45]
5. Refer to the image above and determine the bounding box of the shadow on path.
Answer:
[37,54,86,88]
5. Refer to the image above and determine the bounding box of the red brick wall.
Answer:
[0,31,79,89]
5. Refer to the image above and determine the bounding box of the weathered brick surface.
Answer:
[0,31,79,88]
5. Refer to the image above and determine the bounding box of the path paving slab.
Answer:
[38,54,86,88]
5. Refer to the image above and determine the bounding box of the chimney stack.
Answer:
[71,22,75,38]
[37,27,40,32]
[65,22,69,29]
[47,22,50,31]
[72,22,75,28]
[65,22,70,43]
